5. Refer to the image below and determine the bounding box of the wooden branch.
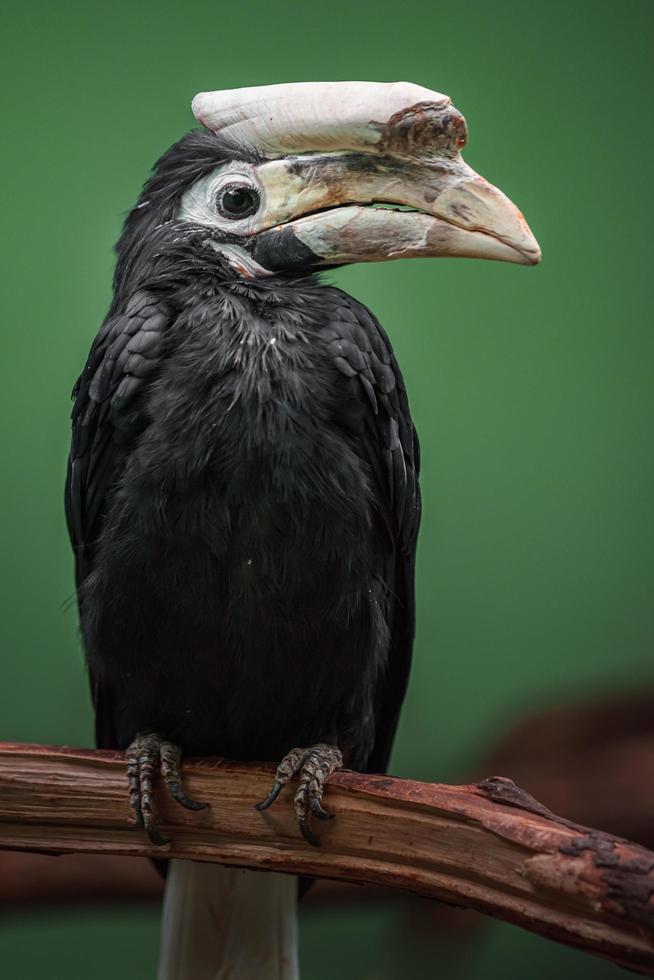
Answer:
[1,743,653,974]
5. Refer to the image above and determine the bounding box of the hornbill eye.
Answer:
[215,183,261,219]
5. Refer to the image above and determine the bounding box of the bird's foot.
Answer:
[255,743,343,846]
[125,732,208,846]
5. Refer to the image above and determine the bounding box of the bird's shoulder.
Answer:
[66,291,171,574]
[70,291,169,453]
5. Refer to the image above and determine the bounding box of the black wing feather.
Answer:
[323,288,421,774]
[65,293,170,746]
[65,292,170,586]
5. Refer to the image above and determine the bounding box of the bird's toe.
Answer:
[159,739,208,812]
[255,745,308,811]
[125,732,207,846]
[256,742,343,846]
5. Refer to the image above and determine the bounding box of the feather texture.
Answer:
[65,130,421,977]
[66,260,420,769]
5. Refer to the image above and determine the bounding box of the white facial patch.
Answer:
[177,163,278,276]
[177,162,265,235]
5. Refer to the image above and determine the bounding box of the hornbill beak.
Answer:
[191,82,541,274]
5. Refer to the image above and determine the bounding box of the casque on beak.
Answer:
[192,82,541,274]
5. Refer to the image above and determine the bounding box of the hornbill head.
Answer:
[174,81,540,278]
[117,81,540,288]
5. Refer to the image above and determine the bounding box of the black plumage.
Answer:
[66,131,420,837]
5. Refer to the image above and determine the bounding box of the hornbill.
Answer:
[65,81,540,978]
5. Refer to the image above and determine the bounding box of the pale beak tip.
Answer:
[521,243,542,266]
[514,225,542,266]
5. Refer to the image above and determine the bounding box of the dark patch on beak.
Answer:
[377,102,468,159]
[252,228,321,273]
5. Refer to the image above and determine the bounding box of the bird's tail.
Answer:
[157,859,300,980]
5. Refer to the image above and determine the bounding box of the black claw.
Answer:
[299,818,321,847]
[310,798,332,821]
[255,780,283,811]
[166,782,209,811]
[146,825,170,847]
[178,795,209,812]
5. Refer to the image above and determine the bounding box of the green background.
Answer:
[1,0,653,976]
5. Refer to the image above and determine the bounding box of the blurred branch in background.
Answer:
[1,732,654,976]
[482,693,654,849]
